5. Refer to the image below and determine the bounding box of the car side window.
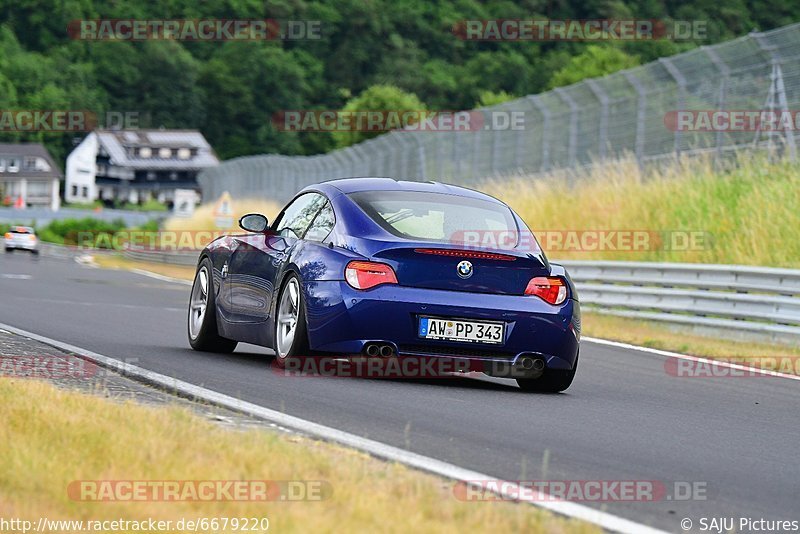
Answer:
[303,201,335,242]
[274,193,327,239]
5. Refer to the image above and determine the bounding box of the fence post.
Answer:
[513,98,534,169]
[702,46,731,165]
[554,88,578,168]
[351,145,367,176]
[490,108,501,175]
[659,57,687,158]
[585,79,609,160]
[623,71,647,170]
[470,122,481,182]
[330,151,346,179]
[751,31,797,161]
[527,95,551,172]
[413,135,427,181]
[432,132,445,179]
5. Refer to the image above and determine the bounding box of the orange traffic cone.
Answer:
[13,195,24,209]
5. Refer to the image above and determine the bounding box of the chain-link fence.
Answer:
[199,23,800,203]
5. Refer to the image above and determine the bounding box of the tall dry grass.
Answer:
[163,197,282,234]
[483,154,800,267]
[0,380,596,533]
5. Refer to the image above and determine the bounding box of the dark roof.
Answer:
[94,129,219,170]
[0,143,62,179]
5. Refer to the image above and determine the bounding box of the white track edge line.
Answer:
[129,268,193,286]
[0,322,668,534]
[584,336,800,381]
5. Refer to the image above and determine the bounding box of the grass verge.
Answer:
[0,379,596,533]
[582,312,800,373]
[163,198,281,234]
[91,253,196,281]
[483,154,800,267]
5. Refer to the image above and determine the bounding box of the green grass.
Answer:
[483,154,800,267]
[119,199,169,212]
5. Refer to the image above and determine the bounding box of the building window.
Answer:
[147,172,157,181]
[24,157,37,170]
[159,147,172,158]
[0,159,5,172]
[177,148,191,160]
[71,185,78,196]
[169,172,178,180]
[27,182,48,196]
[8,159,19,172]
[138,147,152,158]
[82,186,88,198]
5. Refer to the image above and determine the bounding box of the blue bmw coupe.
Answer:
[188,178,580,392]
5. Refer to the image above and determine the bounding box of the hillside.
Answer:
[1,0,799,162]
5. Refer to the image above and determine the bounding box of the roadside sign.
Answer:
[173,189,198,218]
[213,191,234,229]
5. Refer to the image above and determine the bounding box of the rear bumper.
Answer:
[4,242,37,251]
[304,281,580,370]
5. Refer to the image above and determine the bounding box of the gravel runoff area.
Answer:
[0,327,293,435]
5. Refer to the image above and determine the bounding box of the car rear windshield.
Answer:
[348,190,520,246]
[10,227,33,234]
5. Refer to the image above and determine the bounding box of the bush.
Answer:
[37,218,128,248]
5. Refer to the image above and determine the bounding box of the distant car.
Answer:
[4,226,39,255]
[188,178,580,392]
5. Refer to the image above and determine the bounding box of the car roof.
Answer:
[318,177,505,204]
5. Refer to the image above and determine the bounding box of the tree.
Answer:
[477,90,516,107]
[332,84,426,149]
[548,46,640,89]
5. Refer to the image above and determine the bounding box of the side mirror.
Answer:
[239,213,269,233]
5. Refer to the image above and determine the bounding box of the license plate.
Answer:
[418,317,505,344]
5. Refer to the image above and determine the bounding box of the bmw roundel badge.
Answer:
[456,260,473,279]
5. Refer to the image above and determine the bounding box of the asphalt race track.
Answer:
[2,252,798,532]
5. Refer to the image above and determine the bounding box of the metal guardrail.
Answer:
[559,260,800,345]
[107,250,800,346]
[121,249,199,266]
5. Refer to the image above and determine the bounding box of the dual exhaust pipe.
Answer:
[516,355,546,372]
[364,342,396,358]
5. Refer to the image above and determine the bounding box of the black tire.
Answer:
[272,273,311,369]
[516,351,579,393]
[5,248,12,253]
[187,257,238,353]
[30,249,39,256]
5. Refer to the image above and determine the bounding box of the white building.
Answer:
[65,129,219,207]
[0,143,61,210]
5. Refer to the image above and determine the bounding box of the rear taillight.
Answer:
[3,233,10,240]
[345,261,398,290]
[524,276,568,305]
